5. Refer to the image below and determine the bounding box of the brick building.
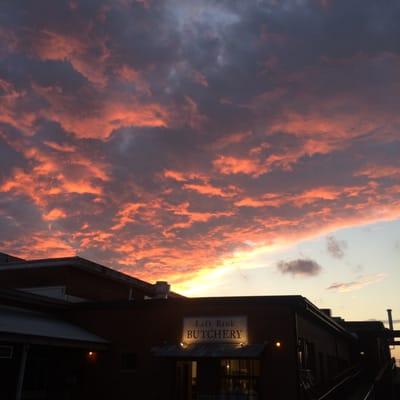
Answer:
[0,253,394,400]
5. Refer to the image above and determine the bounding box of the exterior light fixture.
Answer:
[275,341,282,348]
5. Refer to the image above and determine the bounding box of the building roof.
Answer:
[0,252,25,263]
[345,321,387,332]
[0,256,153,289]
[0,255,183,298]
[0,304,108,348]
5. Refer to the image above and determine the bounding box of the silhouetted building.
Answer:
[0,253,395,400]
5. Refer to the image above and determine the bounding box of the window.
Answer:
[0,345,13,359]
[298,339,316,371]
[220,359,260,400]
[121,353,137,372]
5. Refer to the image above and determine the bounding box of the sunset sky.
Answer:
[0,0,399,335]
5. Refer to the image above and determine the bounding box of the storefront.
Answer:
[154,316,263,399]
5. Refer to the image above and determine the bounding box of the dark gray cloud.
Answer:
[277,259,322,277]
[326,235,347,259]
[0,0,400,281]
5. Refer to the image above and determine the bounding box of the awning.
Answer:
[0,305,108,348]
[153,343,266,358]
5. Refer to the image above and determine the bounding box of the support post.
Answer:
[16,343,29,400]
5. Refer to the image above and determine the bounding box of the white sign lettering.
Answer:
[182,316,248,344]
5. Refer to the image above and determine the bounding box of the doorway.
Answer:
[220,359,260,399]
[175,359,260,400]
[175,361,197,400]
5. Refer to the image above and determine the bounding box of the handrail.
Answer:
[361,359,394,400]
[317,368,362,400]
[374,359,392,383]
[361,385,374,400]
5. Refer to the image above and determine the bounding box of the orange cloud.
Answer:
[163,170,207,182]
[183,182,238,198]
[234,195,282,208]
[32,84,169,139]
[213,155,268,177]
[0,141,110,208]
[43,208,67,221]
[0,79,37,134]
[111,202,146,230]
[294,187,342,206]
[355,165,400,179]
[32,30,109,87]
[44,141,76,153]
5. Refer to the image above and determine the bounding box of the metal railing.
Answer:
[317,367,362,400]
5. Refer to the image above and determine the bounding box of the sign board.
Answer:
[182,316,248,344]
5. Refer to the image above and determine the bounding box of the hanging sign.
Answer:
[182,316,248,344]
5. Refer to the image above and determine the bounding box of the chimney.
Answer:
[387,309,394,331]
[321,309,332,318]
[154,281,170,299]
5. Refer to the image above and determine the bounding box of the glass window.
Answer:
[220,359,260,399]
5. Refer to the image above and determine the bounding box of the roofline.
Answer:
[0,333,109,349]
[0,252,25,263]
[0,256,162,294]
[300,297,353,338]
[65,294,331,309]
[0,289,70,311]
[58,294,354,338]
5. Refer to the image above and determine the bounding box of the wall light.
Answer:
[87,351,97,362]
[275,341,282,348]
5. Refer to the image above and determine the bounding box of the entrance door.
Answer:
[175,361,197,400]
[220,359,260,400]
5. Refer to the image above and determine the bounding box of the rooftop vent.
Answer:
[154,281,170,299]
[321,309,332,318]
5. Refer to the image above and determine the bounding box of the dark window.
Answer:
[0,345,13,359]
[298,339,316,372]
[305,342,316,371]
[220,359,260,399]
[121,353,137,372]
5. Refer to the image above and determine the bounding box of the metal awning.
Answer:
[153,343,266,358]
[0,305,108,348]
